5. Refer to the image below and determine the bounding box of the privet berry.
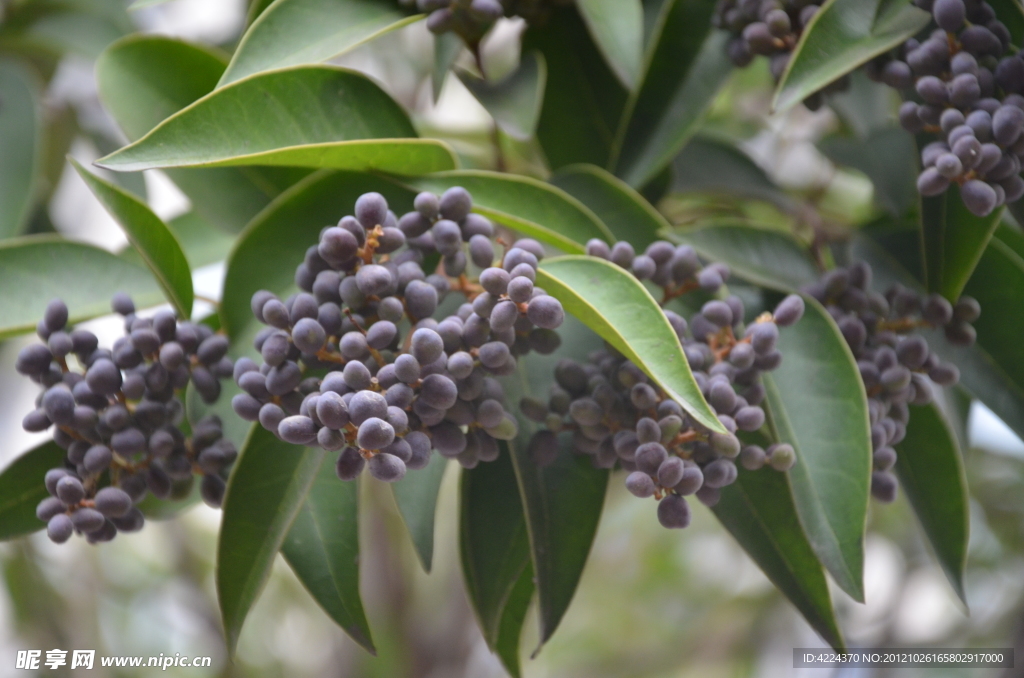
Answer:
[802,261,977,501]
[527,238,807,529]
[866,0,1024,213]
[714,0,843,108]
[18,296,236,544]
[236,188,566,484]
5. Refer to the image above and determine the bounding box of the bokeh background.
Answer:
[1,1,1024,676]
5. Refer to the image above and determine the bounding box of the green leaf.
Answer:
[496,316,608,648]
[0,442,67,541]
[460,444,533,677]
[167,212,236,268]
[670,135,794,211]
[221,170,415,340]
[0,59,42,239]
[217,425,325,654]
[220,0,419,86]
[246,0,277,26]
[537,255,724,433]
[457,52,547,141]
[96,66,455,175]
[494,563,534,677]
[611,0,733,188]
[523,5,629,169]
[576,0,644,89]
[70,158,193,318]
[0,236,163,339]
[827,70,903,141]
[549,163,666,248]
[820,127,917,217]
[894,403,969,603]
[712,458,845,650]
[433,33,463,102]
[96,35,303,233]
[762,298,871,601]
[934,228,1024,440]
[402,171,614,253]
[281,451,374,653]
[920,185,1003,302]
[853,224,1024,442]
[773,0,931,112]
[677,224,819,291]
[989,0,1024,45]
[508,426,608,648]
[390,453,448,572]
[128,0,172,8]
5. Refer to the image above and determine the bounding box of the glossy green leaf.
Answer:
[460,444,533,676]
[678,224,819,292]
[0,236,163,339]
[920,185,1003,302]
[402,171,614,253]
[853,225,1024,442]
[458,52,546,140]
[0,59,42,239]
[246,0,277,25]
[390,453,448,572]
[217,425,325,654]
[96,35,303,233]
[281,451,374,653]
[89,133,147,201]
[762,298,871,601]
[433,33,462,102]
[497,316,608,648]
[670,135,794,211]
[494,563,534,677]
[221,170,415,340]
[611,0,732,188]
[97,66,455,175]
[820,127,917,217]
[508,440,606,647]
[576,0,644,89]
[997,217,1024,259]
[895,403,969,603]
[220,0,419,86]
[167,212,236,268]
[510,442,606,646]
[827,70,902,141]
[934,228,1024,440]
[774,0,931,112]
[0,442,67,541]
[549,163,665,248]
[523,5,629,169]
[71,158,193,318]
[537,255,724,432]
[712,459,845,649]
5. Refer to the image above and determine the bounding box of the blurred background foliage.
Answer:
[1,0,1024,676]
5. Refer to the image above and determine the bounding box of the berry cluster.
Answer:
[18,296,236,544]
[867,0,1024,214]
[522,238,805,529]
[233,188,566,483]
[802,261,978,501]
[713,0,846,107]
[402,0,570,45]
